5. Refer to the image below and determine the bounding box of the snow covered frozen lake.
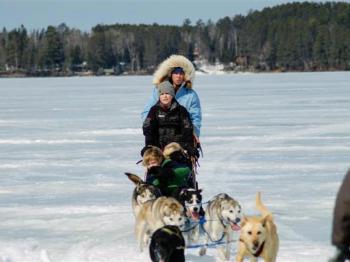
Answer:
[0,72,349,261]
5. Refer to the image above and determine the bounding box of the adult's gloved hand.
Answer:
[147,166,162,177]
[148,166,174,179]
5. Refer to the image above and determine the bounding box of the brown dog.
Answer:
[236,192,279,262]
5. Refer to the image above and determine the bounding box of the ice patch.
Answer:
[0,164,22,169]
[0,189,13,194]
[1,73,349,261]
[0,139,96,145]
[30,205,119,215]
[77,128,141,136]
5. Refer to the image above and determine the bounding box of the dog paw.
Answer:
[199,247,206,256]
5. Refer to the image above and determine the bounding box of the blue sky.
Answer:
[1,0,349,31]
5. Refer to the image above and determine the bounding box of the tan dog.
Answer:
[236,192,279,262]
[125,172,160,217]
[135,196,185,252]
[199,193,242,261]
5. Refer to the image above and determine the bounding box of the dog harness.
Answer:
[160,227,185,250]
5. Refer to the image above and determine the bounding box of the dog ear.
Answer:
[178,188,187,200]
[218,193,227,199]
[162,203,170,215]
[241,215,248,227]
[170,202,180,211]
[125,172,143,185]
[261,214,273,226]
[263,214,273,224]
[198,189,202,194]
[180,188,187,196]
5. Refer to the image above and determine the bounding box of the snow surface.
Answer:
[0,72,349,261]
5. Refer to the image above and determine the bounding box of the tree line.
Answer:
[0,1,349,76]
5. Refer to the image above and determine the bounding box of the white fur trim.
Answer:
[152,55,195,87]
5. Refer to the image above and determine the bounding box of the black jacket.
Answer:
[143,99,194,151]
[332,169,350,248]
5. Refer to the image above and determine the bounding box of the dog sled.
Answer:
[127,142,246,262]
[128,54,248,260]
[137,122,202,192]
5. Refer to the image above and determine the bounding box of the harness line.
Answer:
[182,216,238,249]
[186,239,237,249]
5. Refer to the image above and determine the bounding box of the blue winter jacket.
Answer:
[141,85,202,137]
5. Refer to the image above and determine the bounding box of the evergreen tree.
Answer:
[42,26,65,70]
[1,1,350,76]
[0,28,7,70]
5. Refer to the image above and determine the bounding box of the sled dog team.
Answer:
[126,144,279,262]
[127,54,279,261]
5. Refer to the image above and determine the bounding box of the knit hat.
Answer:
[158,81,175,97]
[171,67,185,74]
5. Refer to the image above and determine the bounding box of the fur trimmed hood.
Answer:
[153,55,195,89]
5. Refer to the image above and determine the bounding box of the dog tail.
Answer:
[256,192,272,218]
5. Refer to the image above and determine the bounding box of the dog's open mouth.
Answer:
[226,217,241,231]
[189,210,200,220]
[226,218,240,231]
[230,222,241,231]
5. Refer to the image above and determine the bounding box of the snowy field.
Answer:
[0,72,349,262]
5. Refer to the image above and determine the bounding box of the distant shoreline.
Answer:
[1,69,348,79]
[2,3,350,79]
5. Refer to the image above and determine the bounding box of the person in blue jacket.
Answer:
[141,55,202,142]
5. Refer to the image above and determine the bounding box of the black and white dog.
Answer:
[149,225,185,262]
[176,188,205,244]
[177,188,205,221]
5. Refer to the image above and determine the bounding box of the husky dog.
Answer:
[125,172,161,217]
[149,225,185,262]
[176,188,205,243]
[136,196,185,251]
[236,192,279,262]
[199,193,242,261]
[177,188,205,220]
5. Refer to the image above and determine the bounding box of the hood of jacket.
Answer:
[152,55,195,89]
